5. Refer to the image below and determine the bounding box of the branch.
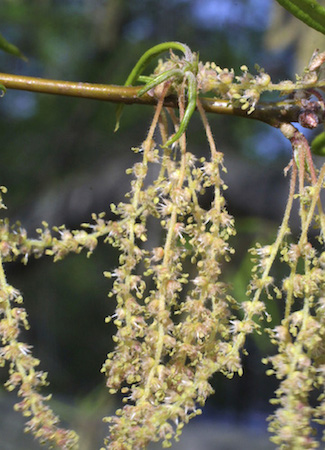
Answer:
[0,72,302,126]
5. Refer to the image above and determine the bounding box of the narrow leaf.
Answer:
[0,31,27,61]
[275,0,325,35]
[115,42,192,132]
[311,131,325,155]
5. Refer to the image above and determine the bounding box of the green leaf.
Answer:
[0,31,27,60]
[275,0,325,35]
[115,41,192,132]
[311,130,325,155]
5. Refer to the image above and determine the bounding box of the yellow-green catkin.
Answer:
[0,189,79,449]
[251,136,325,449]
[99,89,263,448]
[2,46,325,450]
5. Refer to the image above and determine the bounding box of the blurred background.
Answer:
[0,0,324,448]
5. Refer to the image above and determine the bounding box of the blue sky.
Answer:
[190,0,271,30]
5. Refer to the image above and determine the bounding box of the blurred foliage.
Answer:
[0,29,26,60]
[266,0,325,72]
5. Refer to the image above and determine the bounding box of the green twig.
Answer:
[0,72,303,126]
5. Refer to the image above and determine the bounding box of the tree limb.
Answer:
[0,72,302,126]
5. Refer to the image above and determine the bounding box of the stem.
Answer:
[0,72,303,125]
[305,142,325,237]
[197,99,222,230]
[125,86,169,336]
[197,99,217,158]
[141,89,187,403]
[299,164,325,246]
[255,161,297,306]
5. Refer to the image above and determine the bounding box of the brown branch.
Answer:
[0,72,302,126]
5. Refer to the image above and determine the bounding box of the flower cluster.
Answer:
[0,211,115,265]
[196,49,325,117]
[99,92,257,448]
[0,189,79,449]
[197,61,272,114]
[250,125,325,448]
[2,45,325,450]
